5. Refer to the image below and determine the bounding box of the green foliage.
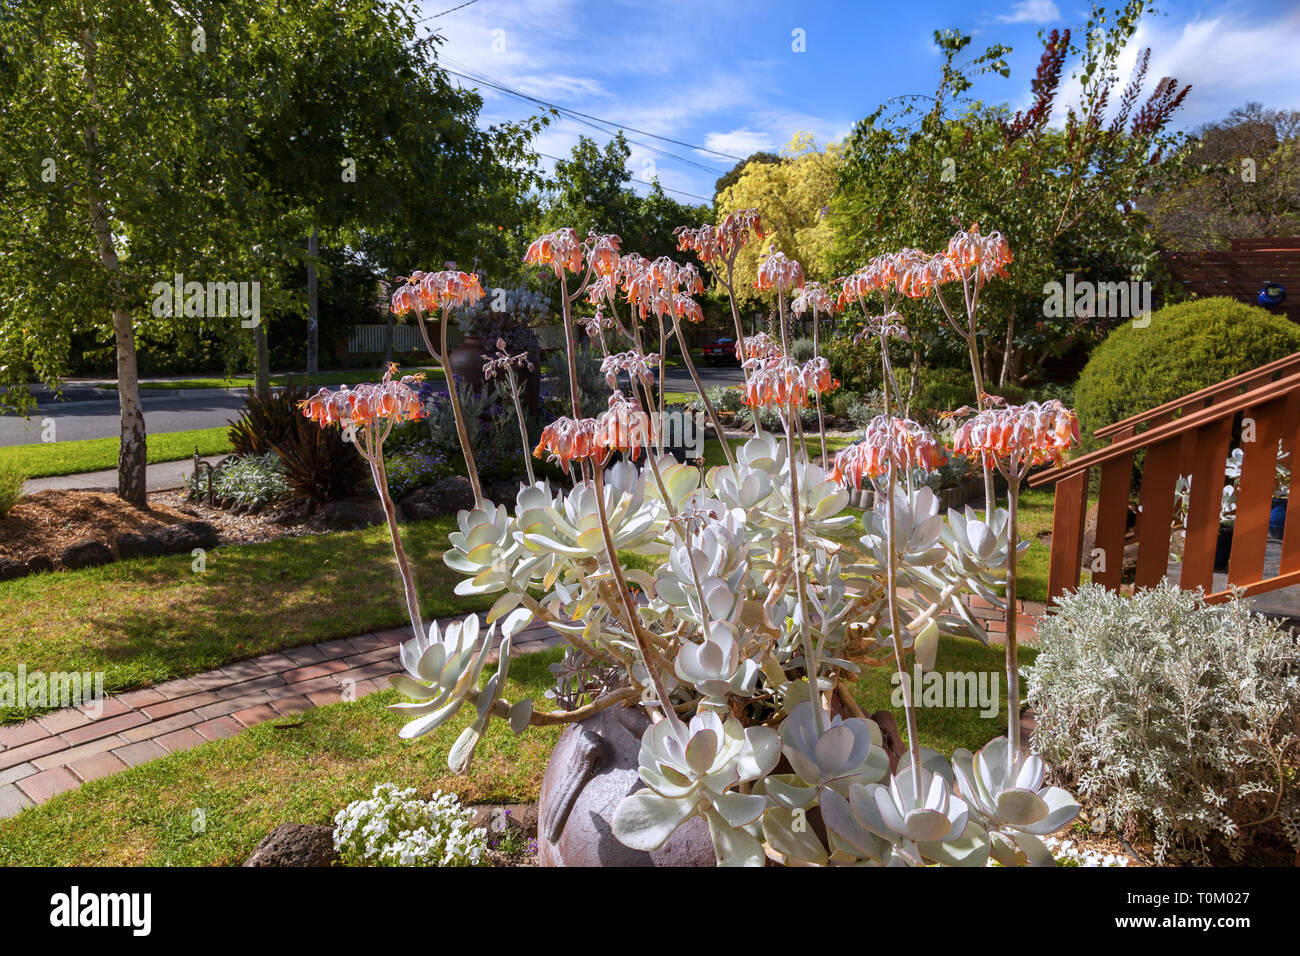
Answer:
[0,462,25,516]
[228,384,309,456]
[272,418,367,505]
[1073,298,1300,447]
[189,453,288,512]
[1029,583,1300,864]
[790,337,815,362]
[540,133,708,262]
[822,331,881,397]
[829,1,1187,382]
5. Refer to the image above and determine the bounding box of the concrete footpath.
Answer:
[22,456,226,496]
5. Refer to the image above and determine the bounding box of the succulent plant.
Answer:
[951,736,1081,866]
[674,621,761,706]
[612,710,780,866]
[821,766,990,867]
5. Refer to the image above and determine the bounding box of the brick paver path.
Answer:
[0,615,564,819]
[0,595,1045,820]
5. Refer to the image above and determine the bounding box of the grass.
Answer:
[0,517,491,723]
[0,426,234,480]
[102,366,445,391]
[0,652,563,866]
[0,635,1022,865]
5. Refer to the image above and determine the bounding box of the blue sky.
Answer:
[416,0,1300,205]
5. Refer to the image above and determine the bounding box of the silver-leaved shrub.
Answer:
[1027,583,1300,864]
[333,783,487,867]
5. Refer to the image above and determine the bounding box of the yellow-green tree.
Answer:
[715,133,844,306]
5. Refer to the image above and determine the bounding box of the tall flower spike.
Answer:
[831,416,946,489]
[524,227,585,279]
[299,365,427,428]
[755,249,805,293]
[950,400,1079,469]
[791,280,837,316]
[944,224,1013,283]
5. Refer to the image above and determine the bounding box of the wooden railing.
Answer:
[1031,356,1300,604]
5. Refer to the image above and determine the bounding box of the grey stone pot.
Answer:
[536,705,715,867]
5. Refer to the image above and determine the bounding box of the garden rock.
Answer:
[156,521,220,554]
[310,499,384,531]
[25,554,53,575]
[60,539,113,570]
[469,803,538,840]
[0,558,29,582]
[243,823,338,867]
[116,532,167,560]
[400,476,475,520]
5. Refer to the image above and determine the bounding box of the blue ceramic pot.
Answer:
[1269,497,1288,538]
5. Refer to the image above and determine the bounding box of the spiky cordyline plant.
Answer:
[302,222,1083,867]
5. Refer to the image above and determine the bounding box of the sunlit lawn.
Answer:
[1,426,234,479]
[0,634,1019,866]
[0,518,490,722]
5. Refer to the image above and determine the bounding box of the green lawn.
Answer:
[1,426,234,480]
[0,652,563,866]
[0,635,1020,866]
[0,517,491,723]
[103,365,445,391]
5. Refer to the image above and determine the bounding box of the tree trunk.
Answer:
[254,323,271,402]
[79,17,146,508]
[306,227,319,376]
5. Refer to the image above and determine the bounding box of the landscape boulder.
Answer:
[243,823,338,867]
[156,521,220,554]
[116,532,167,560]
[0,558,29,582]
[309,499,384,531]
[25,554,54,575]
[399,476,475,521]
[60,539,113,570]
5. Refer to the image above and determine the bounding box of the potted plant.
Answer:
[455,283,549,409]
[302,223,1085,867]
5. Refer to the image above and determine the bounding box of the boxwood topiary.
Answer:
[1073,297,1300,450]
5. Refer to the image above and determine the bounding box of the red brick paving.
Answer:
[3,599,1030,819]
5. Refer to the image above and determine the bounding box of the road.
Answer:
[0,389,247,447]
[0,364,746,448]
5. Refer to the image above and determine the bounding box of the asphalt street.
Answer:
[0,363,746,448]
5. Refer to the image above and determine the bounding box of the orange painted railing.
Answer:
[1031,357,1300,604]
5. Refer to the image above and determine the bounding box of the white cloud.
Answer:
[1048,6,1300,132]
[701,128,777,157]
[997,0,1062,24]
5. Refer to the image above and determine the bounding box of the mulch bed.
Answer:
[0,490,203,563]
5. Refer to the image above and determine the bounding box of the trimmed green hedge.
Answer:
[1074,297,1300,449]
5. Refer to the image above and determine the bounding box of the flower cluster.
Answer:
[853,311,911,343]
[533,392,653,468]
[601,350,660,391]
[333,783,487,867]
[831,416,947,488]
[790,280,837,316]
[741,354,839,409]
[674,208,765,265]
[299,365,426,427]
[836,226,1011,310]
[755,249,805,293]
[950,400,1079,468]
[390,271,484,314]
[524,227,586,279]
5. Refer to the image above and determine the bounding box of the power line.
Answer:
[534,151,712,204]
[439,59,727,175]
[415,0,483,24]
[434,54,744,165]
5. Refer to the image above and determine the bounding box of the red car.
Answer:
[701,336,738,365]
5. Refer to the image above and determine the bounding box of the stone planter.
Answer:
[536,705,715,866]
[449,335,486,394]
